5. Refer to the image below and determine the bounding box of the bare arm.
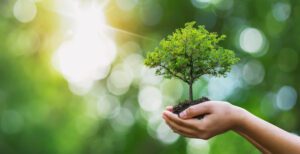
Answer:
[163,101,300,154]
[235,109,300,154]
[235,129,271,154]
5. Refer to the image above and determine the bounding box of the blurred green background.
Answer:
[0,0,299,153]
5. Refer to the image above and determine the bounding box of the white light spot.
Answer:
[138,86,162,112]
[68,81,94,95]
[186,139,210,154]
[140,67,162,86]
[123,53,144,83]
[107,65,133,95]
[13,0,37,23]
[272,2,291,22]
[276,86,297,111]
[147,112,161,137]
[156,122,179,144]
[52,3,117,95]
[111,107,135,132]
[239,27,267,55]
[54,36,115,81]
[242,60,265,85]
[117,108,135,127]
[97,94,121,118]
[208,66,242,100]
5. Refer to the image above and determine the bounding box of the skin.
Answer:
[162,101,300,154]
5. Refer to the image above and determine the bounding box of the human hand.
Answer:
[162,101,246,139]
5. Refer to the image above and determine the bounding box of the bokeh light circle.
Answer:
[272,2,291,22]
[239,27,268,55]
[140,67,163,85]
[107,65,133,95]
[97,94,121,118]
[111,107,135,132]
[156,122,179,144]
[138,86,162,112]
[208,66,242,100]
[13,0,37,23]
[186,139,210,154]
[242,60,265,85]
[52,4,117,95]
[276,86,298,111]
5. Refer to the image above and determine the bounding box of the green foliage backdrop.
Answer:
[0,0,300,154]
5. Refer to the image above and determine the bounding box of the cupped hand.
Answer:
[162,101,246,140]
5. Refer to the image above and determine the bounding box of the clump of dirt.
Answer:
[173,97,210,119]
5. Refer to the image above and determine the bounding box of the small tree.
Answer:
[144,21,239,102]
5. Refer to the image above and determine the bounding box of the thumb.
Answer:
[179,102,211,119]
[166,106,173,112]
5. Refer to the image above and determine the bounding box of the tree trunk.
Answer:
[189,83,193,102]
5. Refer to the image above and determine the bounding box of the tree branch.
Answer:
[159,65,189,83]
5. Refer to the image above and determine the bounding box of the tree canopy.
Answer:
[145,22,239,84]
[144,21,239,101]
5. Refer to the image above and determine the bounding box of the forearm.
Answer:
[235,130,271,154]
[236,109,300,154]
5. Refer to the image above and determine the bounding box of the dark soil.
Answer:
[173,97,210,119]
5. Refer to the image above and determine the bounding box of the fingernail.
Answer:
[179,111,186,118]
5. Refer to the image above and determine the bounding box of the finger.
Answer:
[166,106,173,112]
[166,122,196,138]
[164,116,198,137]
[172,127,196,138]
[167,122,207,139]
[179,102,211,119]
[163,111,199,130]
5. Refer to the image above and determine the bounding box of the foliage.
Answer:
[144,21,239,100]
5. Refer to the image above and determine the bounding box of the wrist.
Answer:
[231,106,250,132]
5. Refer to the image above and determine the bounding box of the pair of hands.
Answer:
[164,101,300,154]
[162,101,245,139]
